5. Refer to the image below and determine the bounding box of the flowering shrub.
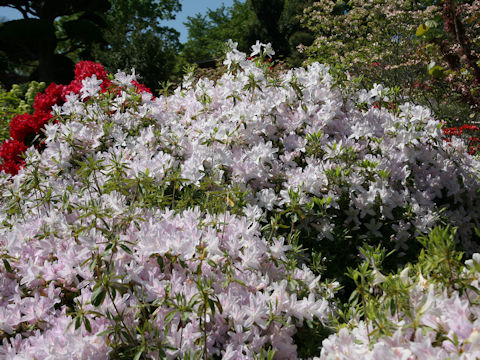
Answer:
[318,226,480,359]
[301,0,480,126]
[443,124,480,155]
[0,41,480,358]
[0,61,151,176]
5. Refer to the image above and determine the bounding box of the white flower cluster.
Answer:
[0,41,480,358]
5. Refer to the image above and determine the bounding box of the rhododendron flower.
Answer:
[74,60,108,82]
[9,114,37,142]
[0,139,27,174]
[132,80,151,94]
[62,79,83,98]
[33,83,65,113]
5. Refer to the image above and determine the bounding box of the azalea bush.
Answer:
[0,61,150,176]
[317,225,480,359]
[1,41,480,358]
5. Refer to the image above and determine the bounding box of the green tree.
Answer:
[236,0,315,62]
[92,0,182,92]
[182,0,314,66]
[0,0,110,85]
[277,0,315,65]
[301,0,480,125]
[248,0,287,55]
[182,0,255,63]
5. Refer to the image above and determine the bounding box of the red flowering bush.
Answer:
[131,80,151,94]
[62,61,112,97]
[0,60,120,175]
[9,114,38,143]
[443,124,480,155]
[33,83,64,114]
[74,60,108,81]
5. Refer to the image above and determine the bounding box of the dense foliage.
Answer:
[0,0,182,90]
[181,0,255,63]
[0,41,480,358]
[0,0,111,85]
[0,81,45,141]
[181,0,315,66]
[301,0,480,126]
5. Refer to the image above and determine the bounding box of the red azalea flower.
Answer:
[0,159,22,175]
[45,82,65,98]
[74,61,108,82]
[460,124,479,132]
[33,93,54,114]
[33,111,53,131]
[62,79,83,98]
[100,78,113,93]
[132,80,152,94]
[9,114,37,142]
[35,82,66,110]
[9,112,53,143]
[33,88,64,113]
[0,139,27,163]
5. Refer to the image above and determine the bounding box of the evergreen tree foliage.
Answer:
[182,0,255,63]
[92,0,182,92]
[182,0,315,65]
[0,0,110,85]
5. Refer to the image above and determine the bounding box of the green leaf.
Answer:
[120,243,132,255]
[427,62,445,79]
[2,259,12,273]
[208,298,216,316]
[84,317,92,333]
[157,256,165,272]
[89,257,97,273]
[188,293,201,308]
[164,310,177,325]
[75,315,82,330]
[416,23,429,37]
[91,286,107,307]
[133,347,145,360]
[216,299,223,314]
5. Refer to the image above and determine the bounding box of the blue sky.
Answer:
[0,0,235,43]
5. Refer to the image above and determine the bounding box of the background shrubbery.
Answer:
[0,81,45,141]
[2,0,478,123]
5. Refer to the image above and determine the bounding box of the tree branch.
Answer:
[443,0,480,84]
